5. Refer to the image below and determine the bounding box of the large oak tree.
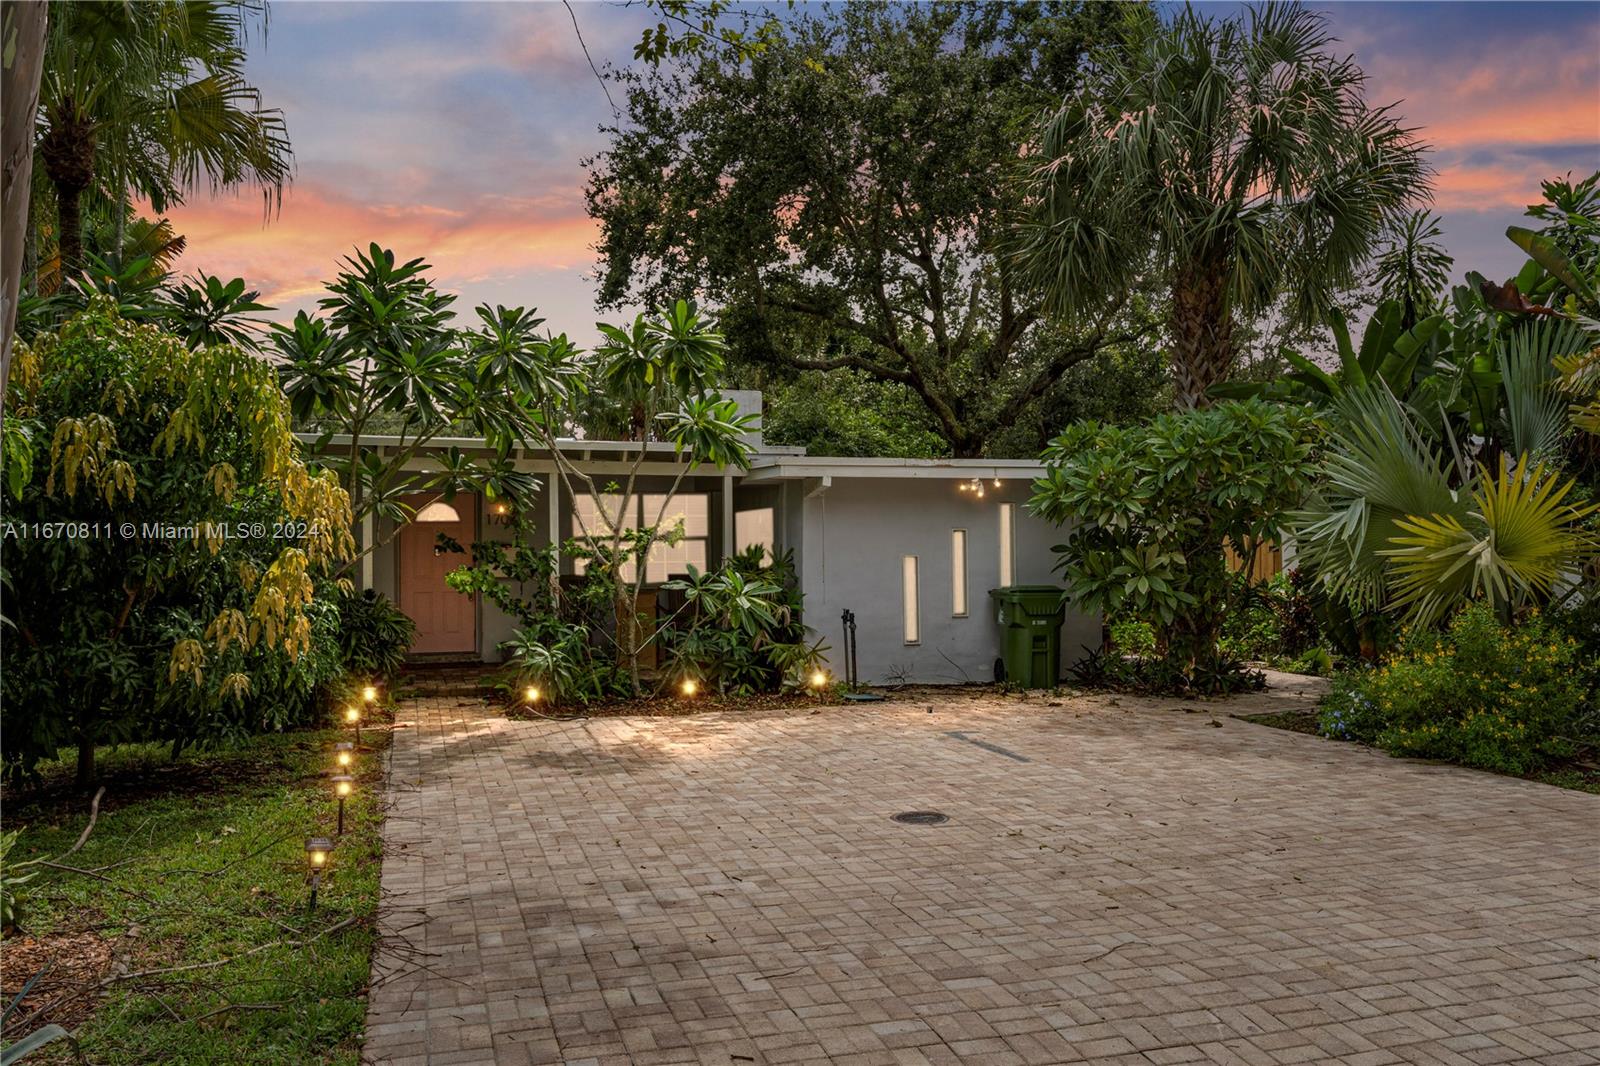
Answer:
[586,1,1151,457]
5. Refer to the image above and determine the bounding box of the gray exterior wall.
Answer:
[781,477,1098,686]
[364,463,1100,684]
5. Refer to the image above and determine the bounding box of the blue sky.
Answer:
[165,1,1600,340]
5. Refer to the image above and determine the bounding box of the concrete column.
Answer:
[360,510,374,591]
[721,473,735,564]
[548,472,561,569]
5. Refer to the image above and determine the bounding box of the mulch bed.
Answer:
[0,929,115,1032]
[501,689,845,720]
[1235,709,1322,736]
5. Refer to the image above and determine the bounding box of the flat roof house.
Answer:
[337,393,1099,686]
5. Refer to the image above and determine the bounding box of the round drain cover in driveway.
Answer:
[891,811,949,826]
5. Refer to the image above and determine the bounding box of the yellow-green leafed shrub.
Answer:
[1325,603,1589,775]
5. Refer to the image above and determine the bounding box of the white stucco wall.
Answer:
[787,477,1099,686]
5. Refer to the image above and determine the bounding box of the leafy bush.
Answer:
[1,830,36,934]
[1320,603,1589,774]
[1218,574,1284,662]
[501,623,629,707]
[1108,617,1155,657]
[1,303,354,784]
[336,589,417,682]
[1031,399,1317,693]
[660,547,826,696]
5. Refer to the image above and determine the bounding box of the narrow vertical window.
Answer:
[902,555,920,644]
[998,503,1015,587]
[951,529,968,617]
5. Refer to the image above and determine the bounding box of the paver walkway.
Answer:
[364,682,1599,1066]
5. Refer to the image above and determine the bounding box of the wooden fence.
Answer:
[1224,538,1283,585]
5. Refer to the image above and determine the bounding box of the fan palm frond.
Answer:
[1289,384,1468,612]
[1382,456,1597,626]
[1499,317,1587,460]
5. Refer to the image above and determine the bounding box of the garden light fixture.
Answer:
[334,741,354,768]
[809,670,828,689]
[305,837,334,910]
[362,684,378,703]
[524,685,540,704]
[332,774,355,835]
[345,706,361,744]
[680,678,698,697]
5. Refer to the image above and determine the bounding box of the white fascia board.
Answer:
[741,458,1045,483]
[294,432,805,462]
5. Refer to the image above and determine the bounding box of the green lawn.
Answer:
[2,721,388,1065]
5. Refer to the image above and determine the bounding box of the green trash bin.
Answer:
[989,586,1067,688]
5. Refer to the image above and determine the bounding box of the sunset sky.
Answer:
[163,1,1600,341]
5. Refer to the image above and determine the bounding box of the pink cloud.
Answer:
[161,181,598,313]
[1370,36,1599,151]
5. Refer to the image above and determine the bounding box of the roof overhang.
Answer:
[740,457,1044,483]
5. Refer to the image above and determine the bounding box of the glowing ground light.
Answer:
[362,685,377,702]
[681,679,698,697]
[809,670,828,688]
[306,837,334,911]
[332,775,355,834]
[524,685,540,703]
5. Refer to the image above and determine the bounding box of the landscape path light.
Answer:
[305,837,334,911]
[809,670,828,690]
[524,685,541,705]
[680,678,698,698]
[362,683,378,704]
[345,705,361,746]
[331,774,355,835]
[334,741,354,769]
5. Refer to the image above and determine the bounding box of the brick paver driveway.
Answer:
[364,682,1599,1066]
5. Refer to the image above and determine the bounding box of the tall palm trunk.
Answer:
[39,97,97,277]
[1169,258,1235,408]
[2,0,48,418]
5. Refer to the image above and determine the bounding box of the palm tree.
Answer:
[36,1,291,275]
[1018,3,1430,407]
[1376,211,1454,328]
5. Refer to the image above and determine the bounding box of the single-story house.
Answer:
[331,392,1100,685]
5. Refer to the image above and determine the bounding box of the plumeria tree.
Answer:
[1030,398,1318,691]
[274,245,542,575]
[466,300,758,694]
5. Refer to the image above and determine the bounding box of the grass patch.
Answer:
[1,718,390,1064]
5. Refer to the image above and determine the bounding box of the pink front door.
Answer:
[398,494,478,655]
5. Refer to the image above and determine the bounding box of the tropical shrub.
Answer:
[660,547,826,696]
[1,303,354,783]
[1283,179,1600,653]
[336,589,417,683]
[0,830,35,934]
[1320,603,1589,774]
[1030,398,1318,692]
[1292,383,1597,631]
[1218,574,1285,662]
